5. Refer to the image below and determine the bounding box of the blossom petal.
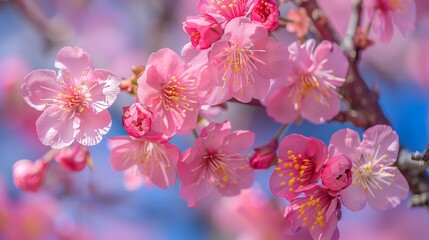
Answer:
[221,131,255,154]
[180,181,213,208]
[177,148,205,186]
[108,137,135,171]
[55,46,93,79]
[87,69,120,113]
[76,110,111,146]
[300,88,340,124]
[36,106,77,149]
[340,183,367,212]
[328,128,361,161]
[265,87,300,124]
[361,125,399,165]
[367,168,409,210]
[392,0,416,36]
[22,70,60,111]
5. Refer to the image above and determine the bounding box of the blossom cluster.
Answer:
[13,0,417,239]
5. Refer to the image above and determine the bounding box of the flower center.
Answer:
[161,76,196,113]
[209,0,247,20]
[253,0,273,21]
[276,150,315,192]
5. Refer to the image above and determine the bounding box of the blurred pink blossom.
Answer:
[329,125,409,211]
[13,159,47,192]
[55,144,89,172]
[250,138,278,169]
[366,0,416,43]
[270,134,327,201]
[21,46,120,149]
[178,121,255,207]
[286,8,311,39]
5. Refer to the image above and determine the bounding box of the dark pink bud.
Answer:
[321,154,353,192]
[122,103,152,138]
[250,0,279,32]
[183,14,224,50]
[56,145,89,172]
[13,159,47,192]
[250,139,278,169]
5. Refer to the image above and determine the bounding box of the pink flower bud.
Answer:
[56,145,89,172]
[250,139,278,169]
[321,154,353,192]
[122,103,152,138]
[183,14,224,50]
[13,160,47,192]
[250,0,279,32]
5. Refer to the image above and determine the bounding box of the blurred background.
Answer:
[0,0,429,239]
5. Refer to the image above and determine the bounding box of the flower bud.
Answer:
[56,145,89,172]
[321,154,353,192]
[250,139,278,169]
[13,160,47,192]
[250,0,279,32]
[122,103,152,138]
[183,14,224,50]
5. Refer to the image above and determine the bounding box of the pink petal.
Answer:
[177,148,205,186]
[392,0,416,36]
[108,137,135,171]
[340,183,367,212]
[142,142,179,189]
[223,17,267,45]
[265,87,300,124]
[300,88,340,124]
[322,43,348,82]
[145,48,185,82]
[36,106,77,149]
[367,168,409,210]
[253,38,289,79]
[200,121,232,153]
[361,125,399,165]
[182,42,210,78]
[87,69,120,113]
[54,46,93,79]
[217,165,254,196]
[221,131,255,154]
[180,181,213,208]
[75,110,111,146]
[22,70,60,111]
[328,128,361,161]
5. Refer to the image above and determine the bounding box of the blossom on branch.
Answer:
[265,39,347,124]
[21,46,120,148]
[328,125,409,211]
[178,121,255,207]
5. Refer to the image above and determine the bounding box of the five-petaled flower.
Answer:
[178,121,255,207]
[328,125,409,211]
[265,39,347,124]
[21,46,120,149]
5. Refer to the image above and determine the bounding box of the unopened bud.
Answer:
[13,160,47,192]
[56,145,89,172]
[321,154,352,192]
[122,103,152,138]
[250,139,278,169]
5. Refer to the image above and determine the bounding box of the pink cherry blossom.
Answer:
[367,0,416,43]
[137,48,202,137]
[285,185,340,240]
[265,39,347,124]
[177,121,255,207]
[109,136,179,189]
[270,134,327,201]
[208,17,288,103]
[55,144,89,172]
[197,0,253,22]
[321,154,353,192]
[183,14,224,50]
[250,0,279,31]
[286,8,311,39]
[21,46,120,149]
[250,139,278,169]
[13,160,47,192]
[328,125,409,211]
[122,102,152,138]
